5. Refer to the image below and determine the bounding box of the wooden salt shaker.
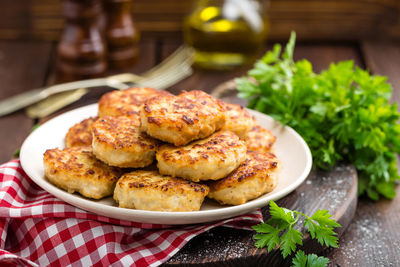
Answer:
[104,0,140,69]
[57,0,107,82]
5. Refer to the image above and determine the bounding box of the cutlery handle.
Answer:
[0,77,131,117]
[0,88,48,117]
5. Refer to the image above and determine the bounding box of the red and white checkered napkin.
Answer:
[0,160,263,267]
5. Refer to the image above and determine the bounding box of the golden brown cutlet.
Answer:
[65,116,98,148]
[141,90,226,146]
[98,87,171,119]
[156,130,246,182]
[207,151,281,205]
[92,116,159,168]
[245,125,277,153]
[43,146,123,199]
[114,170,209,211]
[221,102,255,139]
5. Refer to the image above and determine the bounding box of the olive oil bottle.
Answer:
[184,0,269,70]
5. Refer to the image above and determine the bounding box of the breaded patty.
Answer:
[245,125,276,153]
[43,147,123,199]
[157,131,246,182]
[141,90,226,146]
[207,151,281,205]
[98,87,170,119]
[92,116,159,168]
[114,170,209,211]
[221,103,255,138]
[65,116,98,148]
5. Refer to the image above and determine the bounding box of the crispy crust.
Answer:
[113,170,209,211]
[245,125,277,153]
[92,116,159,168]
[156,131,247,182]
[43,147,123,199]
[65,116,98,148]
[141,90,226,146]
[221,103,255,138]
[98,87,171,119]
[207,151,281,205]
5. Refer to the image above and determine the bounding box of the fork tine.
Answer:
[141,48,183,75]
[152,69,192,89]
[145,67,192,89]
[137,49,193,85]
[109,46,192,84]
[138,47,192,80]
[138,56,190,83]
[139,57,193,89]
[140,46,190,78]
[126,60,192,90]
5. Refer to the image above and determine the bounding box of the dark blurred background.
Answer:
[0,0,399,42]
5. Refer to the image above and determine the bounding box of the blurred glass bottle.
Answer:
[184,0,269,70]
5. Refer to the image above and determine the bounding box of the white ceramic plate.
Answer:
[20,104,312,225]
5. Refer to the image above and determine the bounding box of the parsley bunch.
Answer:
[237,32,400,200]
[253,201,341,266]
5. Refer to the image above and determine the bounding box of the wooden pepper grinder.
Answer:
[104,0,140,69]
[57,0,107,82]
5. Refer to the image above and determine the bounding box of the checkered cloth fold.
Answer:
[0,160,263,266]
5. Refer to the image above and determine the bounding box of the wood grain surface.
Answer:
[361,41,400,103]
[0,0,399,41]
[0,41,52,162]
[324,41,400,267]
[325,189,400,267]
[161,40,365,95]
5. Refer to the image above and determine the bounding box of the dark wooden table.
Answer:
[0,37,399,266]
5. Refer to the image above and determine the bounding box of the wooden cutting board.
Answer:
[165,164,358,266]
[164,82,359,265]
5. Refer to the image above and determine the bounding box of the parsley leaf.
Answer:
[280,227,303,258]
[12,148,20,158]
[253,223,281,251]
[252,201,340,264]
[237,32,400,200]
[304,210,341,248]
[269,200,297,224]
[292,250,329,267]
[31,123,40,132]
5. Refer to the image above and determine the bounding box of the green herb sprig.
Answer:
[237,32,400,200]
[292,251,329,267]
[253,201,341,266]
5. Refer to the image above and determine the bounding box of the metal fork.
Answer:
[25,46,193,118]
[0,46,194,118]
[112,46,193,88]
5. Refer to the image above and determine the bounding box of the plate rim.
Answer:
[20,103,312,224]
